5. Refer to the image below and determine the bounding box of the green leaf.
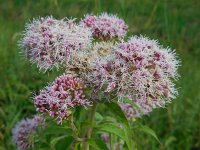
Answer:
[74,107,83,121]
[106,102,129,126]
[44,126,72,135]
[104,102,134,149]
[97,123,126,140]
[164,136,176,147]
[55,136,74,150]
[50,135,69,146]
[121,96,144,114]
[88,138,108,150]
[95,112,104,121]
[50,135,74,150]
[134,123,160,143]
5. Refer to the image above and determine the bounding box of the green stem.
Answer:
[70,114,78,138]
[83,102,98,150]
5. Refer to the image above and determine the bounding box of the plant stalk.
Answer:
[83,102,98,150]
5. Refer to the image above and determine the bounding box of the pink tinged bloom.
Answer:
[91,35,179,116]
[80,13,128,40]
[34,74,90,124]
[19,16,92,71]
[12,116,44,150]
[105,82,116,92]
[119,103,140,119]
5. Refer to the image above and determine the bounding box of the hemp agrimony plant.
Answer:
[12,13,180,150]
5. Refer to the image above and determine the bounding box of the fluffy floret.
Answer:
[19,16,92,71]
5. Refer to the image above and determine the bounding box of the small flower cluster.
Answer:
[20,16,92,71]
[12,115,44,150]
[65,41,116,84]
[91,36,179,117]
[34,74,89,124]
[80,13,128,40]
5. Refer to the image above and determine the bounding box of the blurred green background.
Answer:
[0,0,199,149]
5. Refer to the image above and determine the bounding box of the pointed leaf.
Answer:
[50,135,69,146]
[97,123,126,140]
[88,138,108,150]
[134,123,160,143]
[104,102,134,149]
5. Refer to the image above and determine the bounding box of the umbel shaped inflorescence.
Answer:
[17,13,179,127]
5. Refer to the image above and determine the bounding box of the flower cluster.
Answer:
[20,16,92,71]
[12,116,44,150]
[65,41,116,85]
[91,36,179,116]
[34,74,89,124]
[80,13,128,40]
[18,13,179,127]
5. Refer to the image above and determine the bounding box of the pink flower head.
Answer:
[92,35,179,116]
[19,16,92,71]
[12,115,44,150]
[80,13,128,40]
[34,74,89,124]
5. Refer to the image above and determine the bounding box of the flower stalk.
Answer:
[83,102,98,150]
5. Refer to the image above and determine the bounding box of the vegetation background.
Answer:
[0,0,199,149]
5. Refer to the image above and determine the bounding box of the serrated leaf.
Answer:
[88,138,108,150]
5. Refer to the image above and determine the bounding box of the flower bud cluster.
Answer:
[34,74,89,124]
